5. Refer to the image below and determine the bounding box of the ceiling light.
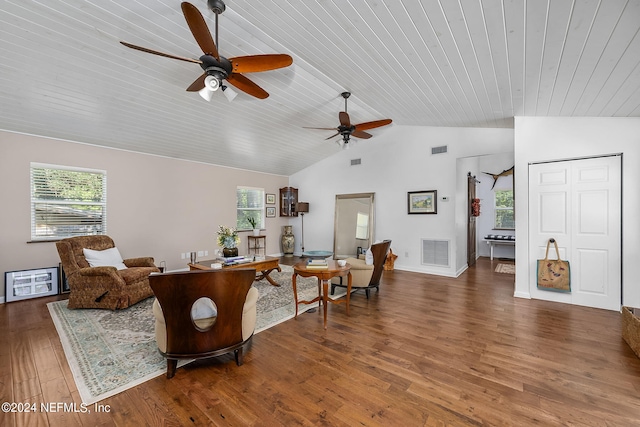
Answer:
[221,85,237,102]
[198,87,213,102]
[204,75,220,91]
[342,134,350,149]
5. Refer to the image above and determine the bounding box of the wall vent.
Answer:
[350,158,362,166]
[421,239,450,267]
[431,145,448,155]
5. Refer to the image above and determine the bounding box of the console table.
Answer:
[484,235,515,260]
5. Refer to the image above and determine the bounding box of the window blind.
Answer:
[30,163,107,240]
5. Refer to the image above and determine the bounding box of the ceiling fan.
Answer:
[120,1,292,101]
[304,92,392,147]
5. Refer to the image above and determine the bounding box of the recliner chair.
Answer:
[56,235,159,310]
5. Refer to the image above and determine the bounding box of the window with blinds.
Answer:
[236,186,264,231]
[30,163,107,241]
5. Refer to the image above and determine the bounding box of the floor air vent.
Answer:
[350,158,362,166]
[431,145,448,155]
[421,239,449,266]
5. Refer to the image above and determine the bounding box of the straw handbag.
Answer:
[537,238,570,292]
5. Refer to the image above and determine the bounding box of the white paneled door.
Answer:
[529,156,621,311]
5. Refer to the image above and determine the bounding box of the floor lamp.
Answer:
[296,202,309,253]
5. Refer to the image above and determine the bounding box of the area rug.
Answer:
[47,265,346,405]
[495,263,516,274]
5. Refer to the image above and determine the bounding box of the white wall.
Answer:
[0,131,290,300]
[514,117,640,307]
[290,125,514,277]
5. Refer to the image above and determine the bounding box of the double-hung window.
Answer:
[236,186,265,230]
[30,163,107,240]
[494,189,514,229]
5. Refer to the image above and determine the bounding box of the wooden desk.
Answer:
[189,256,281,287]
[292,260,351,329]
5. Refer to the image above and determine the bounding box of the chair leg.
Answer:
[365,288,370,299]
[235,347,244,366]
[166,359,177,379]
[331,284,336,295]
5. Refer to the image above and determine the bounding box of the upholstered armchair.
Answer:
[150,269,259,379]
[331,240,392,298]
[56,235,159,310]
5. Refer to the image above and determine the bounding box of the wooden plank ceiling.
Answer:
[1,0,639,175]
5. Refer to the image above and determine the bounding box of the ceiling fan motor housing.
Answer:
[200,55,231,76]
[207,0,226,14]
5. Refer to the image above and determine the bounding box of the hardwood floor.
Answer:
[1,257,639,426]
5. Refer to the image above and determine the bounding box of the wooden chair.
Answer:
[331,240,392,298]
[149,269,259,379]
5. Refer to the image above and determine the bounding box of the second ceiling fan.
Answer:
[120,1,292,101]
[304,92,392,147]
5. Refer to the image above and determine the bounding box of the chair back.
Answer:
[56,235,116,276]
[369,240,392,286]
[149,269,256,358]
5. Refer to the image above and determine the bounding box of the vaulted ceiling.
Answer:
[1,0,639,175]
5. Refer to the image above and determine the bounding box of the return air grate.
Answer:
[431,145,448,155]
[421,239,450,266]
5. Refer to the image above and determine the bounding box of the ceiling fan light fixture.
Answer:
[221,84,237,102]
[204,74,221,91]
[198,86,214,102]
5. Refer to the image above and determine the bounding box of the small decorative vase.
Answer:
[253,229,260,236]
[223,247,238,257]
[281,225,294,257]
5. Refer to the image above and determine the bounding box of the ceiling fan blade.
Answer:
[186,73,206,92]
[354,118,392,131]
[339,111,351,127]
[226,73,269,99]
[229,54,293,73]
[325,132,340,140]
[351,130,372,139]
[181,2,219,59]
[119,41,202,64]
[302,126,339,131]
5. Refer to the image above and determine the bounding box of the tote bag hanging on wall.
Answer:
[537,238,571,292]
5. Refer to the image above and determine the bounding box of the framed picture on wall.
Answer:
[408,190,437,214]
[266,207,276,218]
[266,193,276,204]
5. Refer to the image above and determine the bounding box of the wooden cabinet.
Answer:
[280,187,298,217]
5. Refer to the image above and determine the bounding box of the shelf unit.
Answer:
[279,187,298,217]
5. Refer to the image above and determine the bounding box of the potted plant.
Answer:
[247,217,260,236]
[217,225,240,257]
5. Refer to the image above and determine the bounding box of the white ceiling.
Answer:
[1,0,639,175]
